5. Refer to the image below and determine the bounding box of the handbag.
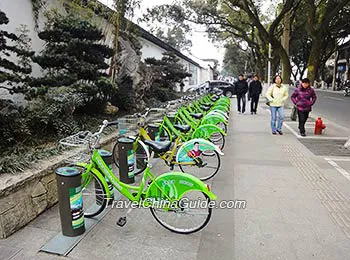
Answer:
[291,105,298,121]
[266,86,274,106]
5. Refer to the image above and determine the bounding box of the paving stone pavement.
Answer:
[1,98,350,260]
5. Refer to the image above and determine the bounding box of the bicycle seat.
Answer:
[144,140,172,153]
[190,113,203,119]
[174,124,191,133]
[200,105,210,112]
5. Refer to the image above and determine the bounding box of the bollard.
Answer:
[55,167,85,237]
[118,137,135,184]
[147,124,160,158]
[147,124,160,141]
[96,150,114,205]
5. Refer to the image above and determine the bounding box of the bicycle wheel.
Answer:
[112,138,148,176]
[81,171,108,218]
[150,191,212,234]
[209,131,225,151]
[216,121,227,134]
[179,150,220,181]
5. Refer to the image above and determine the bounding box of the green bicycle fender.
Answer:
[191,124,227,139]
[202,115,228,126]
[212,105,229,112]
[176,138,224,163]
[207,111,229,120]
[204,112,228,121]
[218,97,230,103]
[78,163,111,199]
[145,172,217,200]
[215,100,230,106]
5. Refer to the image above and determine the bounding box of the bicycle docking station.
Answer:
[40,161,114,256]
[147,124,160,141]
[97,149,114,205]
[115,137,137,227]
[117,137,135,184]
[55,167,85,237]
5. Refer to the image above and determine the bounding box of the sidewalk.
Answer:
[1,99,350,260]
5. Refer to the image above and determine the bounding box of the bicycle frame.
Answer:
[78,149,172,203]
[78,148,216,206]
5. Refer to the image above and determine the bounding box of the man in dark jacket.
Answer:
[291,78,317,136]
[235,74,248,113]
[248,74,263,114]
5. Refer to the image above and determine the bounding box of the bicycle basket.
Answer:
[117,115,139,136]
[59,131,94,147]
[145,108,167,125]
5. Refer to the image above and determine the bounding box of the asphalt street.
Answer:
[308,90,350,130]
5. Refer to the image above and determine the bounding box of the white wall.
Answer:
[1,0,207,98]
[139,38,165,61]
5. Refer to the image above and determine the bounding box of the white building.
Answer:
[0,0,211,101]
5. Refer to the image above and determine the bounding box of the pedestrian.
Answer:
[265,75,289,135]
[336,77,341,90]
[248,74,262,114]
[291,78,317,137]
[235,74,248,114]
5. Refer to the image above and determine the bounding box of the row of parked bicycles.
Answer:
[60,93,231,234]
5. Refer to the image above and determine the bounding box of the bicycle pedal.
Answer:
[116,217,127,227]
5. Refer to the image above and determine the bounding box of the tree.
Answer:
[305,1,350,84]
[155,27,192,51]
[144,51,192,90]
[223,43,250,76]
[143,0,301,82]
[0,10,34,96]
[141,6,193,51]
[31,11,114,107]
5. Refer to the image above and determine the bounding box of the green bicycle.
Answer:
[60,120,217,234]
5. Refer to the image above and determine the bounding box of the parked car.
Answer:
[187,80,236,97]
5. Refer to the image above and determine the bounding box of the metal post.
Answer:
[118,137,135,184]
[96,150,114,205]
[55,167,85,237]
[267,43,272,87]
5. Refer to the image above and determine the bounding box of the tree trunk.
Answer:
[307,39,323,86]
[280,47,292,84]
[281,10,291,82]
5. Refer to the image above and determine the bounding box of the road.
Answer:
[286,88,350,130]
[312,90,350,130]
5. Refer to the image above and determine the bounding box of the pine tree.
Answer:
[31,11,114,105]
[0,10,33,96]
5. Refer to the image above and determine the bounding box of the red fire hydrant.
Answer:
[314,117,326,135]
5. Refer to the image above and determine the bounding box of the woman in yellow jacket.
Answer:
[265,75,289,135]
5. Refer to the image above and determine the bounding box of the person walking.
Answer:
[265,75,289,135]
[291,78,317,137]
[235,74,248,114]
[248,74,262,114]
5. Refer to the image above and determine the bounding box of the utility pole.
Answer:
[332,51,339,91]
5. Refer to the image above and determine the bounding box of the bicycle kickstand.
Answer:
[116,208,133,227]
